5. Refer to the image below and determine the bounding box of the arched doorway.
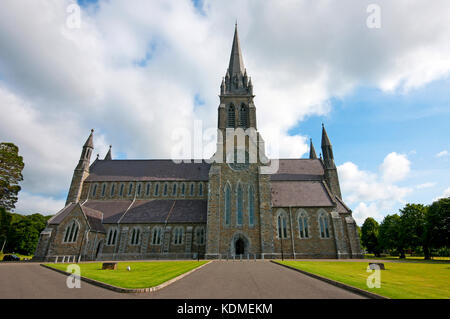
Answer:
[235,238,244,255]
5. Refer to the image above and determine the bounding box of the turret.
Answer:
[309,138,317,159]
[66,129,94,205]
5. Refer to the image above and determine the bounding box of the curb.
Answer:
[270,260,389,299]
[40,260,212,293]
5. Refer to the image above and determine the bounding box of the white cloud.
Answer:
[1,0,450,214]
[380,152,411,183]
[14,192,66,216]
[416,182,435,189]
[433,187,450,202]
[436,150,449,157]
[338,152,413,224]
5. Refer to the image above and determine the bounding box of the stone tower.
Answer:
[205,25,273,258]
[321,124,342,199]
[65,129,94,205]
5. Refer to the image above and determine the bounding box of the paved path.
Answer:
[0,261,364,299]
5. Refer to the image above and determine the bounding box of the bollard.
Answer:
[55,256,58,263]
[247,253,249,261]
[62,256,66,263]
[233,254,235,261]
[240,254,242,262]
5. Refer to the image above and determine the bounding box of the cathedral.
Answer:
[34,26,363,261]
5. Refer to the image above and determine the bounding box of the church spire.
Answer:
[309,138,317,159]
[104,145,112,160]
[228,23,245,77]
[321,124,334,167]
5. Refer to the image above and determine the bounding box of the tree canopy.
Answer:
[0,142,24,210]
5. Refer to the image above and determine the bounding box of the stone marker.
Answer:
[368,262,385,270]
[102,262,117,270]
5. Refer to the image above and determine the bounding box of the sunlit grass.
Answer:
[46,261,208,289]
[275,260,450,299]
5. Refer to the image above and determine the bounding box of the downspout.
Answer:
[288,206,295,259]
[161,200,176,254]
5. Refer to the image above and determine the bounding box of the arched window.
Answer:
[277,210,288,239]
[137,183,142,196]
[128,183,133,196]
[227,104,235,127]
[163,183,168,196]
[248,185,255,226]
[130,227,141,245]
[181,183,186,196]
[297,209,309,238]
[151,227,162,245]
[239,104,248,127]
[101,183,106,197]
[107,228,118,246]
[224,184,231,226]
[172,227,184,245]
[119,183,124,196]
[146,182,151,196]
[198,183,203,196]
[318,210,330,238]
[237,184,243,225]
[172,183,177,196]
[195,227,205,245]
[110,183,115,197]
[190,183,195,196]
[154,183,160,196]
[92,184,98,197]
[63,220,79,243]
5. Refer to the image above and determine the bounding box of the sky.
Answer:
[0,0,449,225]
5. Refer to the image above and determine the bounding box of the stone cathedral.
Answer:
[34,26,362,261]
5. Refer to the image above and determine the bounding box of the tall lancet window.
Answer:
[237,184,243,225]
[239,104,248,128]
[224,184,231,226]
[248,185,254,226]
[227,104,235,127]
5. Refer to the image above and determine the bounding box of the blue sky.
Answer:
[0,0,449,225]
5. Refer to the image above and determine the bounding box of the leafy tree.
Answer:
[361,217,381,256]
[399,204,428,258]
[379,214,406,258]
[6,213,50,255]
[427,197,450,254]
[0,143,24,210]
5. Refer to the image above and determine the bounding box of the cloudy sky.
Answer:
[0,0,449,225]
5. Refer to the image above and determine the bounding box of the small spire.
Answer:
[83,129,94,148]
[309,138,318,159]
[321,123,332,147]
[104,145,112,160]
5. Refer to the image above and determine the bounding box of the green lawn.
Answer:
[46,261,208,289]
[275,260,450,299]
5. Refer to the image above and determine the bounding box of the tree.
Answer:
[6,213,49,255]
[0,143,24,210]
[427,197,450,254]
[0,207,11,252]
[399,204,428,258]
[379,214,406,258]
[361,217,381,257]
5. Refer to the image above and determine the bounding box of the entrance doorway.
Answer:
[235,238,244,255]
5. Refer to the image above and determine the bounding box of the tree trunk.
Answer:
[399,248,406,259]
[423,245,430,260]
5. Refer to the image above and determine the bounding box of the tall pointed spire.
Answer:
[309,138,317,159]
[228,23,245,77]
[104,145,112,160]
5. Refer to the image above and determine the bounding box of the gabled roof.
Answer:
[271,180,335,207]
[86,159,211,182]
[80,206,105,233]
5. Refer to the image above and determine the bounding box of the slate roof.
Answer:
[81,206,105,233]
[270,159,324,181]
[86,160,211,182]
[119,200,207,224]
[271,180,335,207]
[82,200,132,223]
[48,203,77,225]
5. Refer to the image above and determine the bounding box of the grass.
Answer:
[364,253,450,262]
[275,260,450,299]
[0,253,33,261]
[45,260,208,289]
